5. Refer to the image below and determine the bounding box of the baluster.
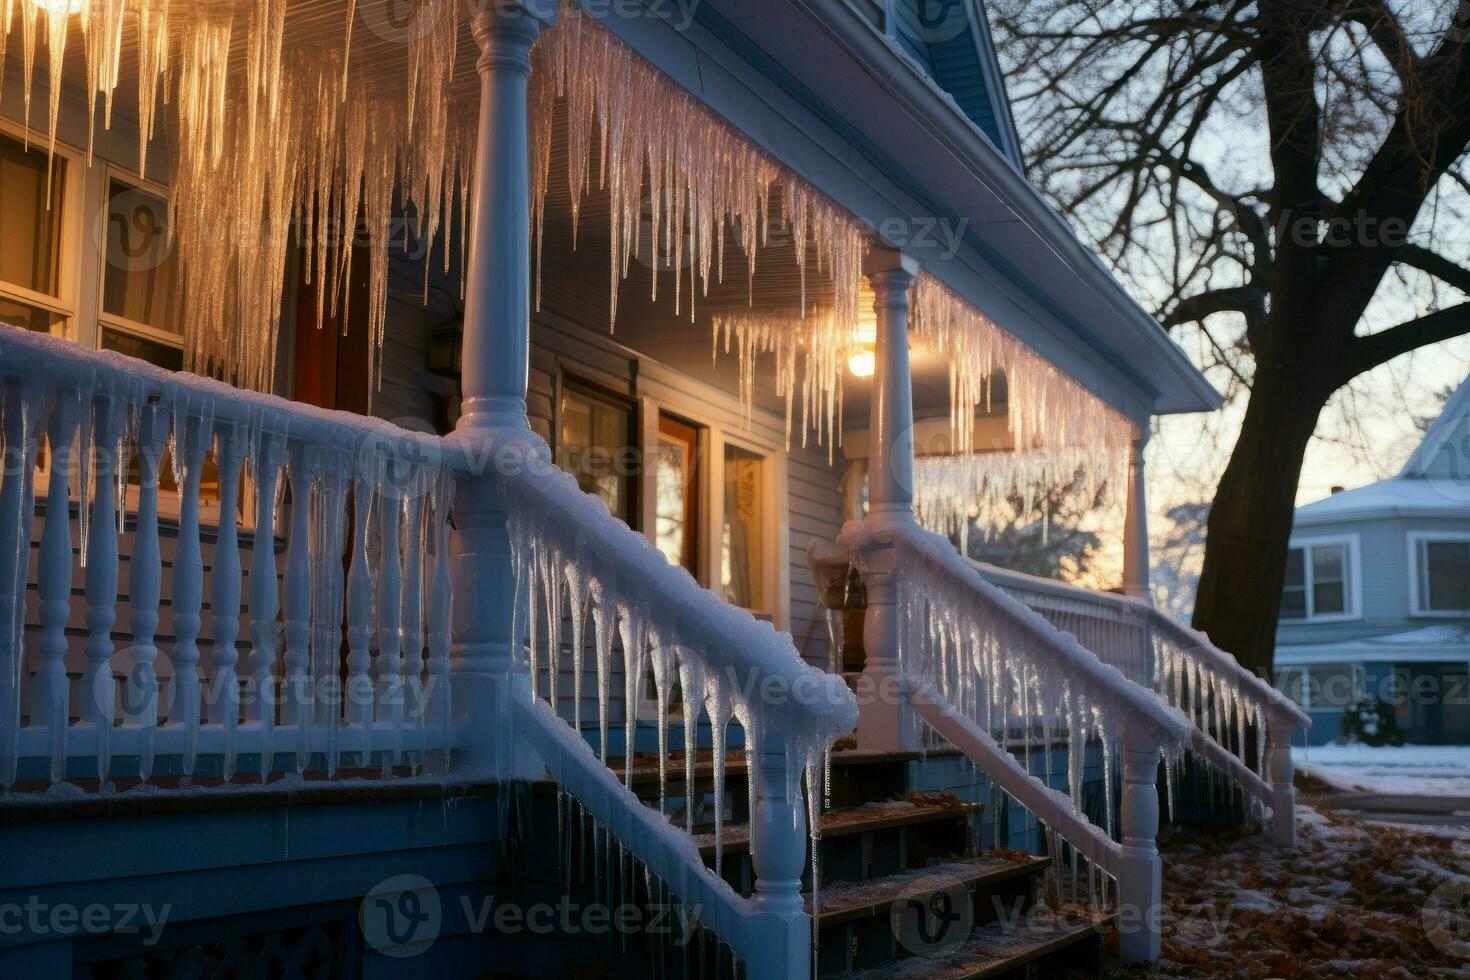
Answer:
[426,477,453,764]
[0,382,41,787]
[376,475,403,765]
[124,399,167,781]
[400,484,424,765]
[170,411,208,776]
[345,474,376,766]
[281,442,316,772]
[34,387,79,782]
[208,418,246,779]
[1117,721,1163,963]
[313,455,350,775]
[80,396,124,783]
[248,432,284,777]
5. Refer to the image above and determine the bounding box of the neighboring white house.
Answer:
[1278,378,1470,745]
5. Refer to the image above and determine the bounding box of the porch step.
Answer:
[845,910,1112,979]
[808,854,1048,927]
[693,797,982,860]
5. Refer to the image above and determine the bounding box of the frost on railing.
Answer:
[0,328,454,788]
[494,429,857,971]
[976,560,1309,823]
[840,517,1194,912]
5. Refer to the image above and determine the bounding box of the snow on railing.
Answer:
[0,327,454,787]
[840,516,1185,961]
[973,559,1308,838]
[473,427,856,976]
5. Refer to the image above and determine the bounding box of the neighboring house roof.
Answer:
[1294,373,1470,527]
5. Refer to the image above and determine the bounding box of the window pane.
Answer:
[558,385,633,524]
[0,296,63,333]
[1307,546,1346,615]
[0,131,64,297]
[1425,541,1470,611]
[1283,548,1305,588]
[654,416,699,575]
[721,444,764,610]
[1280,548,1306,618]
[103,180,180,333]
[101,327,183,372]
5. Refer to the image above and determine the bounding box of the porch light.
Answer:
[848,349,875,377]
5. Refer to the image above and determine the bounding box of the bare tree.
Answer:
[989,0,1470,676]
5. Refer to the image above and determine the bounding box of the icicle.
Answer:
[591,583,616,763]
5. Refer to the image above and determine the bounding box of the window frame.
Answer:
[95,165,184,359]
[0,115,84,337]
[1281,534,1362,623]
[1407,531,1470,618]
[554,373,641,530]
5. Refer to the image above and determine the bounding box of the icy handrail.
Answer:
[971,559,1310,730]
[843,517,1194,747]
[908,680,1120,876]
[0,326,445,464]
[473,429,859,748]
[512,695,758,959]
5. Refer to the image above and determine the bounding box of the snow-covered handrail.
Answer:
[456,427,856,978]
[513,695,759,958]
[0,327,454,787]
[842,517,1194,748]
[973,559,1310,731]
[972,558,1306,845]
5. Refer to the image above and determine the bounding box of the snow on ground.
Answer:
[1114,804,1470,977]
[1292,743,1470,796]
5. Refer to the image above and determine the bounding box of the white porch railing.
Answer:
[477,426,858,977]
[840,516,1196,964]
[0,327,455,786]
[973,560,1310,845]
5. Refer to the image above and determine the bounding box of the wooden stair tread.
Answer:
[612,747,926,784]
[805,854,1050,925]
[848,911,1113,979]
[692,799,982,857]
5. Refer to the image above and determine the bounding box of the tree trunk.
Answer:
[1192,362,1333,679]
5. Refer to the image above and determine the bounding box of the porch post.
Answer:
[1117,721,1163,963]
[1122,427,1151,600]
[450,0,554,779]
[1265,712,1297,847]
[458,1,553,431]
[856,249,920,753]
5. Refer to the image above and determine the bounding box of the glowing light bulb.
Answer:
[848,349,875,377]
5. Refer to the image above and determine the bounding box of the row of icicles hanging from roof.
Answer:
[0,0,1133,522]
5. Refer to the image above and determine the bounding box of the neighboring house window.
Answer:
[558,380,636,526]
[722,443,766,614]
[0,130,68,334]
[653,414,700,577]
[1411,535,1470,614]
[1282,663,1364,712]
[1280,538,1357,621]
[100,177,182,369]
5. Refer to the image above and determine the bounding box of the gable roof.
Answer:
[888,0,1024,166]
[1294,373,1470,526]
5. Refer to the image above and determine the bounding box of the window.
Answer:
[721,443,766,612]
[1281,538,1357,621]
[558,380,636,525]
[654,415,700,576]
[100,177,182,368]
[1411,536,1470,614]
[0,129,68,333]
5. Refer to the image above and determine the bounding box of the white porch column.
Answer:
[458,2,553,431]
[856,249,920,753]
[1265,712,1298,847]
[451,1,554,779]
[1122,427,1151,600]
